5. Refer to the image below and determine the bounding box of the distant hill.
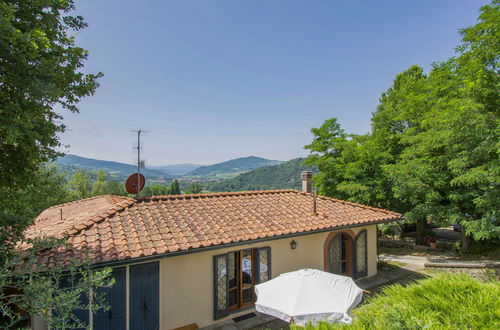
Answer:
[149,163,201,176]
[185,156,283,179]
[56,154,171,180]
[208,158,316,192]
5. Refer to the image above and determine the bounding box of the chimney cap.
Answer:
[301,170,313,179]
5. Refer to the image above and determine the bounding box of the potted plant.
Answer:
[425,236,438,249]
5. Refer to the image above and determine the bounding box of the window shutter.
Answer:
[93,267,126,330]
[354,230,368,279]
[58,275,89,330]
[213,254,229,320]
[328,234,342,274]
[255,247,271,284]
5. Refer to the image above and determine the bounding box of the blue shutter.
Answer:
[144,262,160,330]
[56,275,89,330]
[130,262,159,330]
[93,267,126,330]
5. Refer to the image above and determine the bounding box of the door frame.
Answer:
[323,229,356,276]
[227,249,256,311]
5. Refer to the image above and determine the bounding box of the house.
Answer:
[27,172,401,330]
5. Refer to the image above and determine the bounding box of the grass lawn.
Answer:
[293,273,500,329]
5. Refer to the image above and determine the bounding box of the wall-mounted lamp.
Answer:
[290,239,297,250]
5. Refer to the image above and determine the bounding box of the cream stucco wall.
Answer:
[159,224,377,329]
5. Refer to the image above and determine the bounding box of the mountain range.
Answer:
[55,154,316,192]
[183,156,283,179]
[55,154,284,181]
[149,164,202,176]
[56,154,171,180]
[207,158,316,192]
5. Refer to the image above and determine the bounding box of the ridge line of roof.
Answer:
[135,189,298,201]
[43,194,135,210]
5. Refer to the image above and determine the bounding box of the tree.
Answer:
[185,182,203,194]
[141,184,170,196]
[0,1,111,326]
[91,170,108,196]
[0,0,102,191]
[304,118,396,209]
[70,170,92,200]
[305,1,499,248]
[0,164,71,243]
[169,180,181,195]
[386,1,499,248]
[373,66,440,245]
[0,237,113,329]
[103,180,128,196]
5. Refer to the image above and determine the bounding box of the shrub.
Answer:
[293,273,500,329]
[378,223,400,238]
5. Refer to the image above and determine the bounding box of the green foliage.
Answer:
[209,158,315,192]
[141,184,171,196]
[0,0,102,190]
[91,170,108,196]
[0,164,71,238]
[0,2,115,327]
[70,170,93,200]
[305,1,499,244]
[304,118,395,209]
[378,223,400,239]
[294,274,500,329]
[67,169,128,199]
[0,237,114,329]
[170,180,181,195]
[185,182,203,194]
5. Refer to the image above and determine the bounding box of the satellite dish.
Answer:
[125,173,146,194]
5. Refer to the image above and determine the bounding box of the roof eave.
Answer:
[91,216,403,269]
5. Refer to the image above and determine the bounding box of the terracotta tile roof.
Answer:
[25,195,135,240]
[26,190,401,266]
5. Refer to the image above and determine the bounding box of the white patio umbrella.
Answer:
[255,269,363,326]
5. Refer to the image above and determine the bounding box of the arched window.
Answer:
[354,230,368,278]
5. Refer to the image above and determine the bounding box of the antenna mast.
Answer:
[131,129,149,196]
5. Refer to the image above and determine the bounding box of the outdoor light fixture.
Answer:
[290,239,297,250]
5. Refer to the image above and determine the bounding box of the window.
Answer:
[214,247,271,320]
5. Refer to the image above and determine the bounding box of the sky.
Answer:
[59,0,485,166]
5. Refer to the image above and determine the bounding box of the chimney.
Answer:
[301,171,312,193]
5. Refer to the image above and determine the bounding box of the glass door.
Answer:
[240,249,254,308]
[228,252,239,311]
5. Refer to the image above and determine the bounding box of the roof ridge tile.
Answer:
[44,195,134,210]
[135,189,297,202]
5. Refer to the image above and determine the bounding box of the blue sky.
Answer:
[60,0,484,165]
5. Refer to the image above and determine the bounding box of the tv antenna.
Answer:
[125,129,149,196]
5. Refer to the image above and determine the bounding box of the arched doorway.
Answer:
[327,232,354,276]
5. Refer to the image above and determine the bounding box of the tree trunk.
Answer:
[460,225,470,253]
[415,218,426,245]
